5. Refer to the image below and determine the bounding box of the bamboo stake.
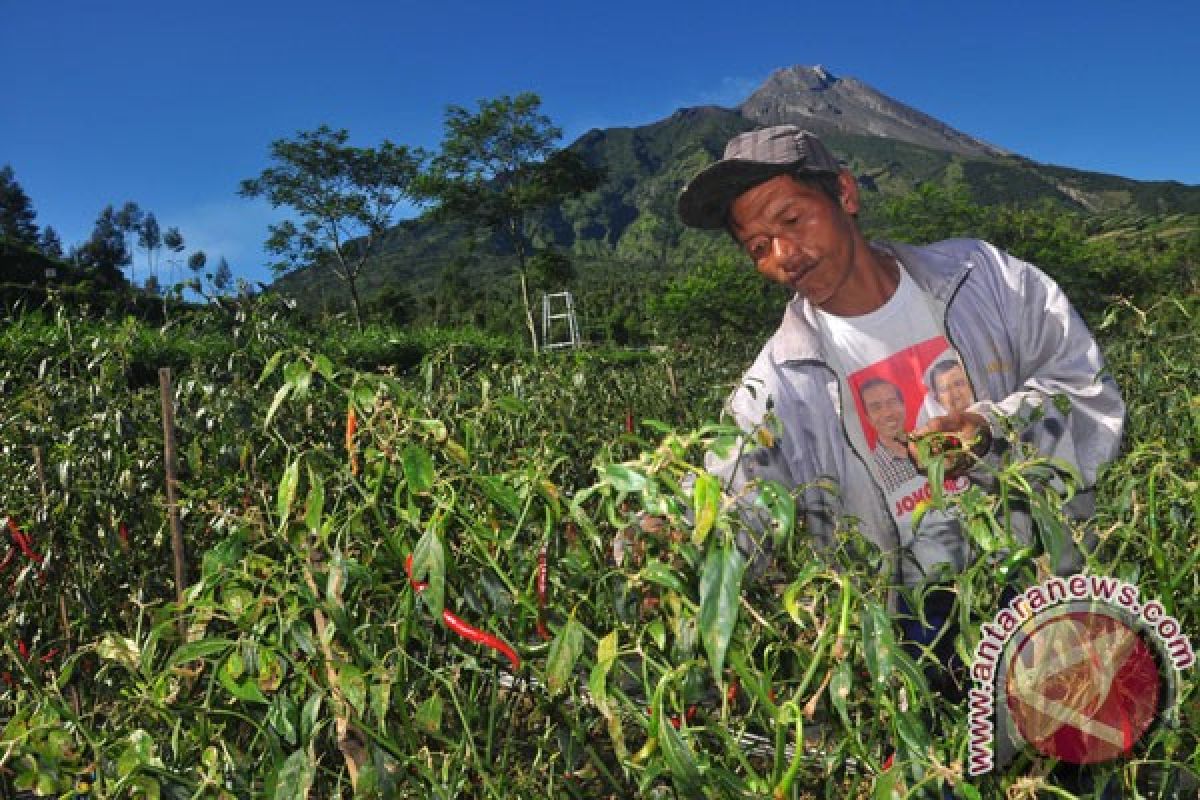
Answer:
[158,369,188,636]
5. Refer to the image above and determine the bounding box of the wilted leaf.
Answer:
[691,472,720,546]
[546,616,584,696]
[273,749,314,800]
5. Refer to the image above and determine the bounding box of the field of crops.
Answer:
[1,290,1197,799]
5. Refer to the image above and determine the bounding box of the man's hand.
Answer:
[906,411,992,478]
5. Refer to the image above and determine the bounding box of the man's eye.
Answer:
[749,242,768,259]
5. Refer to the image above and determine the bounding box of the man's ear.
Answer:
[837,170,860,215]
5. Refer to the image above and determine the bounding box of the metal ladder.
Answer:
[541,291,581,350]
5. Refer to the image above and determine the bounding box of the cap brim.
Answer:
[677,160,800,230]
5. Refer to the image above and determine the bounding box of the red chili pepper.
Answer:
[7,519,43,565]
[17,639,29,660]
[624,408,634,434]
[118,522,130,550]
[40,647,59,664]
[440,610,521,671]
[647,704,697,729]
[726,679,740,704]
[404,554,521,671]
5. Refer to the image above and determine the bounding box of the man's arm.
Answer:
[974,244,1123,486]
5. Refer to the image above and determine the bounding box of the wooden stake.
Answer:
[159,368,188,633]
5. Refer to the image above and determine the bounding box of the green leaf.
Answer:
[276,458,301,529]
[264,383,291,429]
[545,616,584,696]
[283,359,311,393]
[588,631,618,720]
[653,673,703,793]
[402,444,435,494]
[754,479,796,541]
[691,472,720,547]
[475,474,523,519]
[299,692,323,744]
[699,543,745,683]
[411,527,445,618]
[313,353,335,381]
[829,659,854,729]
[415,694,443,734]
[641,558,688,596]
[861,600,895,693]
[256,350,285,388]
[601,464,647,493]
[304,471,325,534]
[167,638,236,668]
[336,663,367,717]
[273,749,315,800]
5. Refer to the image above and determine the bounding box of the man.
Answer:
[677,124,1124,588]
[859,377,920,492]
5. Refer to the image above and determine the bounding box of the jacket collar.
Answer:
[769,239,976,364]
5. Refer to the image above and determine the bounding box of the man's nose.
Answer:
[771,236,794,260]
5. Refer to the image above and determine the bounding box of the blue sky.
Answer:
[3,1,1198,288]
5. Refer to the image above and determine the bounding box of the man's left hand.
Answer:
[906,411,992,478]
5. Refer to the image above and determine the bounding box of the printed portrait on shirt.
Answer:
[847,336,975,519]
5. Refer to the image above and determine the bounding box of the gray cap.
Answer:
[677,125,841,229]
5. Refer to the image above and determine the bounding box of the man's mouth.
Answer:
[783,261,817,285]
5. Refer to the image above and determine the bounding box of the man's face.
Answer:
[934,364,972,413]
[728,172,863,313]
[862,382,906,444]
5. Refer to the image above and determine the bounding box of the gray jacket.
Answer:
[707,238,1125,586]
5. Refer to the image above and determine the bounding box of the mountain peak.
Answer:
[739,64,1008,158]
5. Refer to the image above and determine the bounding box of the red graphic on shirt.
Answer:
[849,336,954,450]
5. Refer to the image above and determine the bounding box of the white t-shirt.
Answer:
[814,265,973,539]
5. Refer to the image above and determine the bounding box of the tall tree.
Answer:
[163,226,185,287]
[418,93,601,351]
[239,125,423,330]
[115,201,143,283]
[213,256,233,292]
[77,205,131,282]
[0,165,39,246]
[138,212,162,282]
[39,226,63,259]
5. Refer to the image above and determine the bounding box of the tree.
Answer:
[115,201,143,283]
[39,226,63,259]
[239,125,423,331]
[0,165,39,246]
[418,93,601,351]
[213,256,233,293]
[138,212,162,282]
[76,205,131,283]
[187,250,207,274]
[163,226,185,287]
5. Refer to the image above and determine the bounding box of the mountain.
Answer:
[738,65,1007,158]
[273,66,1200,306]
